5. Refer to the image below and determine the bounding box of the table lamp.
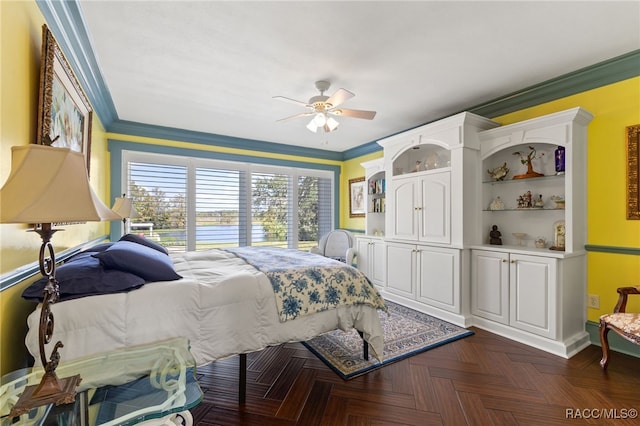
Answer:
[0,144,121,417]
[111,194,138,234]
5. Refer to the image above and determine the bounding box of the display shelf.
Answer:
[392,144,451,176]
[482,208,565,212]
[482,174,564,185]
[360,158,386,236]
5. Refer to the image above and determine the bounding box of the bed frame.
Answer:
[236,334,369,403]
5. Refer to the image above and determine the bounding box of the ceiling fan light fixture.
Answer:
[306,120,318,133]
[313,113,327,127]
[326,116,339,131]
[275,80,374,134]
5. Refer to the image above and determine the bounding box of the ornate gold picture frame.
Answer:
[349,177,366,218]
[627,124,640,220]
[37,25,93,176]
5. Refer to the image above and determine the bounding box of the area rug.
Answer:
[302,301,474,379]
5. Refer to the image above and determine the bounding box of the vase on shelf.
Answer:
[555,146,565,175]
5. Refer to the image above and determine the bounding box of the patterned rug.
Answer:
[302,301,474,379]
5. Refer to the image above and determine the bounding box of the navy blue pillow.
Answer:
[119,234,168,255]
[22,252,146,302]
[94,241,181,282]
[85,242,116,253]
[65,242,115,263]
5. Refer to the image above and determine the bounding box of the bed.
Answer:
[23,236,386,400]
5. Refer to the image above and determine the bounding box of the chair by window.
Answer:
[599,286,640,369]
[309,230,355,265]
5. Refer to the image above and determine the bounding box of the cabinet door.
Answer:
[390,179,418,240]
[355,237,371,278]
[509,254,557,338]
[370,239,386,287]
[417,246,459,313]
[385,242,415,298]
[419,172,450,244]
[471,250,509,324]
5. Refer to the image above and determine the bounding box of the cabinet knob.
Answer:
[502,259,507,263]
[510,260,516,264]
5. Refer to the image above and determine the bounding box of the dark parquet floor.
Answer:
[191,327,639,425]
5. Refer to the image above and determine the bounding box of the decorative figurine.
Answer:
[489,196,505,211]
[489,225,502,245]
[513,145,545,179]
[487,162,509,181]
[534,194,544,208]
[517,190,534,208]
[535,236,546,248]
[550,195,565,209]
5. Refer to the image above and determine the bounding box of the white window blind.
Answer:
[195,167,242,250]
[251,171,289,248]
[127,161,187,252]
[122,152,334,252]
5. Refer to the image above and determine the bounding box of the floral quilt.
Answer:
[225,247,387,322]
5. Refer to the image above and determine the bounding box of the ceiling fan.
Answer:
[274,81,376,133]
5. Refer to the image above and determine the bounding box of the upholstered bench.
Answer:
[599,286,640,369]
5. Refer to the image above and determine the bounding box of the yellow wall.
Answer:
[0,1,112,374]
[491,77,640,322]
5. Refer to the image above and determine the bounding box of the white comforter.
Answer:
[26,249,384,366]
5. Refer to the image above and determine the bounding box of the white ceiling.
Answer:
[77,1,640,153]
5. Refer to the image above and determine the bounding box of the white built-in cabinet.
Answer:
[386,242,462,323]
[355,159,386,289]
[356,236,385,289]
[471,250,557,338]
[471,107,593,358]
[390,172,451,244]
[356,107,593,358]
[376,112,498,326]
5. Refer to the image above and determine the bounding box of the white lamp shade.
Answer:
[306,120,319,133]
[326,116,339,131]
[0,145,121,223]
[313,113,327,127]
[112,196,138,219]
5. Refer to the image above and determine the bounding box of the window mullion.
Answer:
[186,163,197,251]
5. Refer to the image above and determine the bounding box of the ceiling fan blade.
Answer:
[276,112,313,122]
[331,108,377,120]
[326,88,354,108]
[272,96,310,107]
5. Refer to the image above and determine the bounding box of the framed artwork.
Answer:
[37,25,93,176]
[349,177,366,218]
[627,124,640,220]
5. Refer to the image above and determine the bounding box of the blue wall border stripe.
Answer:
[0,237,108,291]
[585,245,640,256]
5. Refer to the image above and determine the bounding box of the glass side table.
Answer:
[0,337,203,426]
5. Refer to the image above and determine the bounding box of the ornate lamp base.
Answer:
[9,225,82,419]
[9,372,81,418]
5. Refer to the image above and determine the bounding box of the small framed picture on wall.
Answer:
[349,177,365,218]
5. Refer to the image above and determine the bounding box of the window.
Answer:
[122,151,334,252]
